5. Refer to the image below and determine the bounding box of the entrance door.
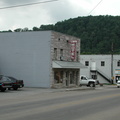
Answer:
[76,71,79,85]
[66,71,69,86]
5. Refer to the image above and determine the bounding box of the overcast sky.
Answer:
[0,0,120,31]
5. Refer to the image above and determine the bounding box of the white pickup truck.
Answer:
[79,75,97,87]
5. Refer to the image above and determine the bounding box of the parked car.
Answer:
[0,76,12,92]
[8,76,24,90]
[117,80,120,88]
[79,75,96,87]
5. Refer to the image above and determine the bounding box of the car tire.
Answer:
[1,88,6,92]
[89,83,95,87]
[13,87,18,90]
[8,88,11,90]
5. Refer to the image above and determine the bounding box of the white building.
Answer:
[0,31,85,88]
[80,55,120,84]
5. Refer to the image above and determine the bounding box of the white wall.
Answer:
[0,31,51,87]
[80,55,120,83]
[80,55,111,83]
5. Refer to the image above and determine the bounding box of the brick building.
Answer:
[0,31,85,88]
[51,31,85,88]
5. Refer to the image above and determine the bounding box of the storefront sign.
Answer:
[69,40,77,60]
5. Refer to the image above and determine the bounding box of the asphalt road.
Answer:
[0,85,120,120]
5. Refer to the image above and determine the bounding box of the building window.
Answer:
[54,71,60,83]
[54,71,63,83]
[91,75,97,79]
[101,61,105,66]
[60,71,63,83]
[60,49,63,61]
[54,48,57,60]
[117,60,120,66]
[85,61,89,66]
[76,51,79,61]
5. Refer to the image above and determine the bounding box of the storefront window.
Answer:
[54,71,63,83]
[60,71,63,83]
[54,71,60,83]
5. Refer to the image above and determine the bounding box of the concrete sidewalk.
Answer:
[22,84,115,94]
[50,86,96,92]
[23,86,95,93]
[51,84,116,92]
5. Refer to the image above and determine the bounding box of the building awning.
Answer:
[52,61,87,69]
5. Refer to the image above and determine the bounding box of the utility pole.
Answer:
[111,42,113,84]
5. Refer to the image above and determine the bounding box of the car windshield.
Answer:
[0,76,11,81]
[8,77,17,80]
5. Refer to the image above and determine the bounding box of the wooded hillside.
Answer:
[39,15,120,54]
[2,15,120,54]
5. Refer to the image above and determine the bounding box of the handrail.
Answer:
[91,67,111,83]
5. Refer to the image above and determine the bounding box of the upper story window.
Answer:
[117,60,120,67]
[54,48,57,60]
[85,61,89,66]
[101,61,105,66]
[60,49,63,61]
[60,49,63,56]
[76,51,79,61]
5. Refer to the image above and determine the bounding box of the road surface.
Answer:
[0,86,120,120]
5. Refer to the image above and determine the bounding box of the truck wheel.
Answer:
[8,88,11,90]
[13,87,18,90]
[89,83,95,87]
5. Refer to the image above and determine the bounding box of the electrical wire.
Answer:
[0,0,59,10]
[88,0,103,15]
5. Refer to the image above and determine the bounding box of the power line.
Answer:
[88,0,103,15]
[0,0,59,10]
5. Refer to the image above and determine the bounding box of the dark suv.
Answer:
[0,76,12,92]
[8,76,24,90]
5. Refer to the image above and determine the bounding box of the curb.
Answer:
[51,87,96,92]
[65,87,95,91]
